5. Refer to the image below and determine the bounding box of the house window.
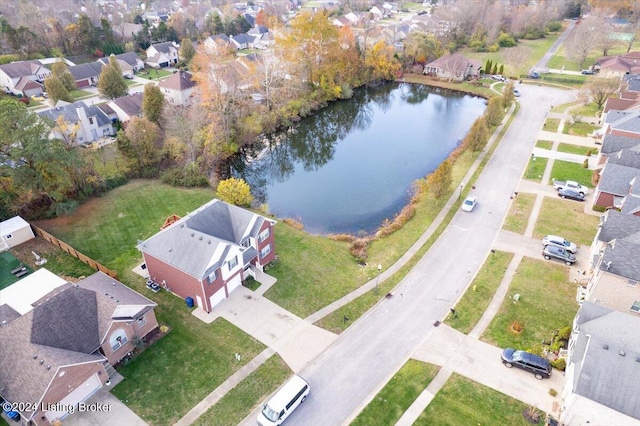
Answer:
[258,228,270,243]
[631,301,640,313]
[5,234,12,239]
[137,315,146,327]
[628,280,638,287]
[260,244,271,259]
[228,255,238,270]
[89,117,94,125]
[109,329,128,352]
[208,269,217,283]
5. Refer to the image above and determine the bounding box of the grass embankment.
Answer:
[351,360,440,426]
[503,193,536,234]
[415,374,533,426]
[481,257,577,350]
[445,251,514,334]
[534,197,600,246]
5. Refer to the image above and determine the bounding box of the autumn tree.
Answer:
[44,75,72,103]
[402,32,443,68]
[427,159,452,199]
[142,83,165,125]
[485,95,505,127]
[51,59,76,91]
[582,77,620,109]
[464,117,490,152]
[365,41,401,82]
[97,55,128,99]
[216,177,254,206]
[116,116,162,172]
[179,38,196,65]
[502,82,515,108]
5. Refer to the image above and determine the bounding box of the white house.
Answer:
[0,216,35,251]
[157,70,196,106]
[38,101,115,145]
[145,42,180,68]
[0,60,50,96]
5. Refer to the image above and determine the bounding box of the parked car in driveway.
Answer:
[461,195,477,212]
[542,245,576,265]
[558,188,585,201]
[513,89,520,97]
[501,348,552,380]
[542,235,577,253]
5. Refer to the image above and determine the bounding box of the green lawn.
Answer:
[543,118,560,131]
[351,360,440,426]
[0,251,27,289]
[415,374,534,426]
[549,160,593,188]
[137,68,173,80]
[69,88,93,99]
[481,257,577,350]
[9,237,95,279]
[562,121,599,136]
[548,37,640,72]
[445,251,514,334]
[535,140,553,150]
[524,157,547,182]
[534,197,600,246]
[573,102,601,118]
[193,355,292,426]
[503,193,536,234]
[556,143,597,156]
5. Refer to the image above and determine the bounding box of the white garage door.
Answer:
[226,274,242,294]
[209,287,227,309]
[46,373,102,422]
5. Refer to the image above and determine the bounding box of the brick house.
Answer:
[0,269,158,425]
[137,199,277,313]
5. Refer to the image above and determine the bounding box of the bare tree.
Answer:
[566,19,600,69]
[582,77,620,110]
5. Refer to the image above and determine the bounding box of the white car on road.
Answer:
[461,196,478,212]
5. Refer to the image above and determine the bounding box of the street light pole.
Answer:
[375,264,382,295]
[459,182,464,200]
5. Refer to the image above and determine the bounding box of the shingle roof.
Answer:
[138,199,272,279]
[109,92,143,117]
[14,76,42,91]
[0,60,45,78]
[603,97,640,113]
[598,210,640,242]
[598,163,640,195]
[605,109,640,133]
[601,239,640,281]
[0,304,21,326]
[597,52,640,74]
[601,133,640,154]
[150,41,178,54]
[570,303,640,420]
[158,70,195,91]
[231,33,255,45]
[621,196,640,215]
[69,62,104,80]
[606,148,640,168]
[38,101,112,127]
[424,53,482,73]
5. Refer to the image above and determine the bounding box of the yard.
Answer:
[535,140,553,150]
[562,121,599,137]
[69,88,94,100]
[556,143,597,156]
[481,257,577,350]
[533,197,600,246]
[0,251,30,289]
[543,118,560,131]
[351,360,440,426]
[137,68,173,80]
[549,160,594,188]
[193,355,292,426]
[415,374,533,426]
[445,251,514,334]
[503,193,536,234]
[524,156,547,182]
[547,37,640,72]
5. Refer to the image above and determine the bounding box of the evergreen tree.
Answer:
[180,38,196,65]
[97,56,128,99]
[142,83,165,124]
[44,75,72,103]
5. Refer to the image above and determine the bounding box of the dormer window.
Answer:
[228,256,238,270]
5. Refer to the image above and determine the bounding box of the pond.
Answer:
[236,83,486,235]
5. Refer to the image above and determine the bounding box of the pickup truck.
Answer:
[553,180,589,195]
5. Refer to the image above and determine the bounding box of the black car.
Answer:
[558,188,585,201]
[501,348,552,380]
[543,245,577,265]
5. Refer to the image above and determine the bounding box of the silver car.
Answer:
[542,235,577,253]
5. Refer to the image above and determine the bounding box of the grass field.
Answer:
[415,374,534,426]
[193,355,292,426]
[137,68,173,80]
[549,160,593,188]
[535,140,553,150]
[0,251,28,289]
[69,88,94,99]
[351,360,440,426]
[524,157,547,182]
[481,257,577,350]
[534,197,600,246]
[556,143,597,156]
[562,121,599,136]
[543,118,561,131]
[445,251,514,334]
[503,193,536,234]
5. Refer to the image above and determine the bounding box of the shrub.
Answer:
[547,21,562,32]
[497,32,517,47]
[282,218,304,230]
[558,326,572,340]
[549,388,558,397]
[551,358,566,371]
[349,238,370,262]
[160,167,209,187]
[586,149,592,157]
[583,158,589,168]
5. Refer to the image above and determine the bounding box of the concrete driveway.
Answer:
[62,388,147,426]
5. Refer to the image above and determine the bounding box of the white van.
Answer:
[256,374,310,426]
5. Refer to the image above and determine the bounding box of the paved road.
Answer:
[289,86,575,425]
[533,20,576,74]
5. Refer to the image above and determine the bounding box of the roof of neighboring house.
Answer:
[69,62,104,81]
[138,199,275,279]
[0,303,21,325]
[38,101,112,128]
[598,163,640,196]
[158,70,195,91]
[607,148,640,168]
[601,239,640,281]
[14,77,43,91]
[248,25,269,35]
[231,33,255,45]
[598,210,640,243]
[149,41,179,54]
[109,92,143,117]
[621,196,640,215]
[0,60,46,79]
[603,97,640,113]
[244,13,255,27]
[601,133,640,154]
[97,53,142,68]
[605,109,640,133]
[570,302,640,420]
[627,76,640,92]
[424,53,482,72]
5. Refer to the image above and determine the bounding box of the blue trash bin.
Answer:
[186,297,194,308]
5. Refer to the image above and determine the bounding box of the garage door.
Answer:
[209,287,226,309]
[226,274,242,294]
[76,80,90,88]
[46,373,102,422]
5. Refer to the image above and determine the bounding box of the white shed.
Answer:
[0,216,35,251]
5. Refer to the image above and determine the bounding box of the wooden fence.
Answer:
[31,225,118,279]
